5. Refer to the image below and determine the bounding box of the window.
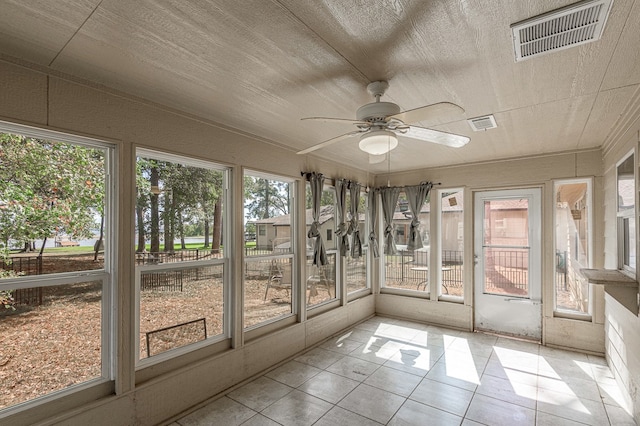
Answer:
[439,189,464,299]
[0,124,114,411]
[384,190,430,292]
[305,183,337,308]
[554,179,592,316]
[617,152,636,274]
[244,172,295,328]
[135,150,228,363]
[346,189,369,296]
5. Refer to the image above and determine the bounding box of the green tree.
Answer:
[0,133,105,256]
[244,177,289,221]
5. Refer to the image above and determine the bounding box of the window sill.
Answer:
[581,268,638,315]
[580,268,637,287]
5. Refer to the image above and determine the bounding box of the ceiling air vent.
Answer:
[468,115,497,132]
[511,0,613,62]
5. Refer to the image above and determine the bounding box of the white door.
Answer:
[474,188,542,340]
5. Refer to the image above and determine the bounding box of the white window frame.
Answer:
[243,170,296,335]
[437,187,464,303]
[347,188,371,301]
[0,121,116,415]
[135,149,231,369]
[306,182,340,314]
[553,177,593,319]
[616,150,636,276]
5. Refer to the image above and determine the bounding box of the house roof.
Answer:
[254,205,335,226]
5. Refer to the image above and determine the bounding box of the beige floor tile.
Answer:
[364,365,423,397]
[476,373,538,409]
[388,399,462,426]
[465,393,535,426]
[239,413,282,426]
[325,355,380,381]
[178,396,256,426]
[409,377,474,416]
[260,389,332,426]
[264,360,322,387]
[294,347,345,369]
[537,388,609,426]
[227,376,293,411]
[337,383,406,424]
[314,406,383,426]
[297,370,360,404]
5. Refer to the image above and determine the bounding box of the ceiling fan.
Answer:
[297,81,469,161]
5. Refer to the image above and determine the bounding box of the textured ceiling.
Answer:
[1,0,639,173]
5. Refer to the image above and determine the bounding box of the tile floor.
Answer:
[170,316,636,425]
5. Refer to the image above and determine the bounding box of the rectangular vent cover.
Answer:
[511,0,612,61]
[468,115,497,131]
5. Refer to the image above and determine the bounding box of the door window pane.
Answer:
[483,199,530,297]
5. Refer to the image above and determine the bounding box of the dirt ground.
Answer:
[0,255,363,409]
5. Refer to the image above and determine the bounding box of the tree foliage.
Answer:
[244,176,290,221]
[135,156,224,253]
[0,133,105,254]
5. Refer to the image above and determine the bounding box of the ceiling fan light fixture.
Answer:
[359,130,398,155]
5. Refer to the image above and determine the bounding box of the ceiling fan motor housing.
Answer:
[356,101,401,123]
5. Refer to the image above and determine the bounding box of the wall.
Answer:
[373,150,606,353]
[0,59,376,425]
[601,104,640,423]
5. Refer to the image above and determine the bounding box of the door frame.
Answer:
[473,187,542,340]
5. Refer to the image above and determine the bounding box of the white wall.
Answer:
[372,150,606,353]
[601,109,640,423]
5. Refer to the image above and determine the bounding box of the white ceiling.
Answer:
[1,0,639,173]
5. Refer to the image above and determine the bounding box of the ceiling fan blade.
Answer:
[301,116,368,125]
[401,125,470,148]
[389,102,465,125]
[297,130,365,155]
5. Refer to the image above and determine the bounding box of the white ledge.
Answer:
[581,269,638,315]
[580,269,637,287]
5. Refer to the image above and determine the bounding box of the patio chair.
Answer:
[264,261,292,300]
[307,263,334,302]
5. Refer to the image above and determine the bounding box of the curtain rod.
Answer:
[301,172,441,189]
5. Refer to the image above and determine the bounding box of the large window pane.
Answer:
[555,181,591,314]
[135,150,228,361]
[346,190,368,294]
[135,152,225,262]
[244,173,294,327]
[440,189,464,298]
[617,153,635,273]
[0,126,113,412]
[385,191,430,292]
[0,281,103,409]
[0,133,107,277]
[305,183,337,307]
[139,264,224,358]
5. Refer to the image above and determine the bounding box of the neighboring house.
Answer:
[251,204,367,252]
